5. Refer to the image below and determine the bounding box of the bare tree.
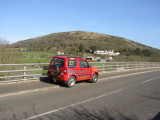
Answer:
[0,37,9,45]
[0,37,21,64]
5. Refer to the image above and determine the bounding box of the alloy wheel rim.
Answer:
[93,75,97,81]
[70,78,75,86]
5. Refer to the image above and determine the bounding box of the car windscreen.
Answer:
[52,58,64,67]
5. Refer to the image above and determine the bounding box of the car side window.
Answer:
[68,60,77,68]
[79,60,89,68]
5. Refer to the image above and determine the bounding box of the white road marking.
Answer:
[99,69,160,81]
[0,86,59,98]
[142,76,160,83]
[23,89,123,120]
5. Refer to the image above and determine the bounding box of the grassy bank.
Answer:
[19,51,55,63]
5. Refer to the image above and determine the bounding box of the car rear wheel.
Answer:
[67,76,76,88]
[90,73,98,83]
[49,76,57,83]
[48,76,54,83]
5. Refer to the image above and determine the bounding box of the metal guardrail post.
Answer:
[23,65,26,80]
[116,63,118,71]
[127,63,128,70]
[136,62,138,70]
[102,64,105,72]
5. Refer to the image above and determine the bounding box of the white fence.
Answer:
[0,62,160,82]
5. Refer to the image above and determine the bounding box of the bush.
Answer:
[40,53,47,58]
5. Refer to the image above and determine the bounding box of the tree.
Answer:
[91,45,97,52]
[134,48,141,55]
[0,38,21,64]
[141,49,152,57]
[0,37,9,45]
[79,44,84,52]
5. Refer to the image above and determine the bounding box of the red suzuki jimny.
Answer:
[47,56,99,87]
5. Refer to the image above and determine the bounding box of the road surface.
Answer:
[0,69,160,120]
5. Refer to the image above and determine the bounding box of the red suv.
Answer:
[47,56,99,87]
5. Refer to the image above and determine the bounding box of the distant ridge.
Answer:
[12,31,160,61]
[12,31,148,49]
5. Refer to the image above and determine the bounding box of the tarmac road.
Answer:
[0,69,160,120]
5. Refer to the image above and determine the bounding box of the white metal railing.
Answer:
[0,62,160,82]
[90,62,160,72]
[0,63,49,80]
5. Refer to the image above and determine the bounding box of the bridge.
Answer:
[0,62,160,120]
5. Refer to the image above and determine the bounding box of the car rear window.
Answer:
[52,58,64,67]
[68,60,77,68]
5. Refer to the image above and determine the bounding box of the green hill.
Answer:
[12,31,160,62]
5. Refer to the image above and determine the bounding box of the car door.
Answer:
[67,59,78,76]
[77,60,92,81]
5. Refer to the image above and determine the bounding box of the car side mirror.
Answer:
[88,65,92,68]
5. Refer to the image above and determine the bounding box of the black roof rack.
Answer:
[67,56,83,58]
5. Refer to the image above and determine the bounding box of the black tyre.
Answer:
[90,73,98,83]
[67,76,76,88]
[48,76,57,83]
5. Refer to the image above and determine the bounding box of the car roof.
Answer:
[53,56,86,60]
[54,56,68,59]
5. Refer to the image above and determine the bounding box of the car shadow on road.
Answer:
[36,105,138,120]
[152,112,160,120]
[7,105,139,120]
[39,77,91,88]
[39,77,53,84]
[39,77,67,87]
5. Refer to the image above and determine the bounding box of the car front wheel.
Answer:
[90,73,98,83]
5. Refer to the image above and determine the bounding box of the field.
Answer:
[19,51,55,63]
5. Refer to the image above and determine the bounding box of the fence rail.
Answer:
[0,62,160,82]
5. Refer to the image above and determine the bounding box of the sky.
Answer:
[0,0,160,49]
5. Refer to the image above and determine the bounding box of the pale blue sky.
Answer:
[0,0,160,49]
